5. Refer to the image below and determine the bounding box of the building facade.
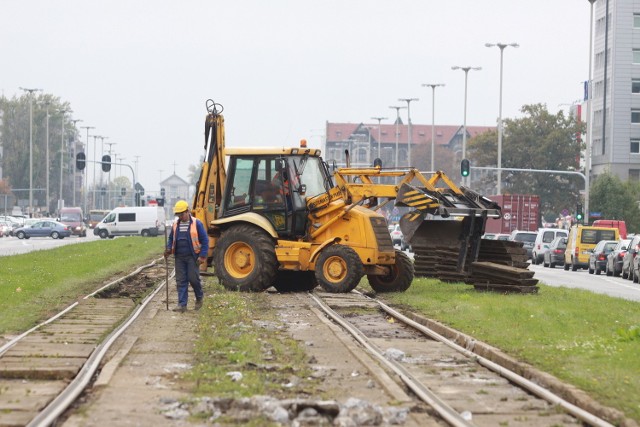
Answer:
[324,121,494,177]
[590,0,640,181]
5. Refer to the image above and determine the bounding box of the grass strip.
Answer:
[188,280,312,401]
[378,277,640,421]
[0,237,163,335]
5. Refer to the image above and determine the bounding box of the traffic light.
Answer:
[76,152,86,170]
[460,159,470,177]
[576,203,584,221]
[121,187,126,196]
[160,187,166,197]
[101,155,111,172]
[135,192,141,206]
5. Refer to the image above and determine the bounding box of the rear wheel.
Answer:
[272,271,318,293]
[549,262,555,268]
[571,259,578,271]
[51,231,60,239]
[141,229,150,237]
[214,224,277,292]
[564,262,570,271]
[368,250,414,293]
[315,244,364,293]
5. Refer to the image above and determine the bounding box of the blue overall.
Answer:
[167,217,209,308]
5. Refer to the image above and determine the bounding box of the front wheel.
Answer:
[16,231,25,239]
[315,244,364,293]
[99,229,109,239]
[368,250,414,293]
[213,224,277,292]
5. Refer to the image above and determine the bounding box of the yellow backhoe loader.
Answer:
[192,100,500,293]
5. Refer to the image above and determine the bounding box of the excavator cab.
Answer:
[219,151,331,239]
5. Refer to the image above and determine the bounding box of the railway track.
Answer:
[0,259,173,427]
[307,290,616,427]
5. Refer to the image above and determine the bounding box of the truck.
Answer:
[57,206,87,237]
[483,194,540,234]
[191,100,501,293]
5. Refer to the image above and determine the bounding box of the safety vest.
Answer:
[171,217,202,255]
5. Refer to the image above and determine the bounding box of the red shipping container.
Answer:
[483,194,540,234]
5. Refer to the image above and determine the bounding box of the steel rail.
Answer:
[0,258,161,358]
[309,293,473,427]
[28,267,176,427]
[366,293,616,427]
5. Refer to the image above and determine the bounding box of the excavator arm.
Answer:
[192,100,227,262]
[333,166,501,273]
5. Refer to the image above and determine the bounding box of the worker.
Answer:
[164,200,209,313]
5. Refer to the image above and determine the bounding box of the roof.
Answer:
[325,122,495,147]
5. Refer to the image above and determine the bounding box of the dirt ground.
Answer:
[60,275,439,426]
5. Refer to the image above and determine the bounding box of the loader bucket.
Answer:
[404,213,489,278]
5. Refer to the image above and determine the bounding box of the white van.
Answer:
[94,206,165,238]
[531,228,569,265]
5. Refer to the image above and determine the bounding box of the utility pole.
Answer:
[399,98,419,166]
[19,87,42,216]
[70,119,83,205]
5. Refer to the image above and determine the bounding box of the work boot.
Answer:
[194,299,203,311]
[172,305,186,313]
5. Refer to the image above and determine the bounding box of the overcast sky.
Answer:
[3,0,592,194]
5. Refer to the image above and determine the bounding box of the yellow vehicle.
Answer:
[564,225,619,271]
[192,100,500,293]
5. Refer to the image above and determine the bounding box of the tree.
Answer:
[590,173,640,231]
[468,103,584,221]
[0,93,76,213]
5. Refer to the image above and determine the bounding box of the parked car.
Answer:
[495,233,510,241]
[605,238,631,277]
[588,240,618,275]
[621,235,640,280]
[532,228,569,265]
[389,223,403,246]
[543,236,567,268]
[13,220,72,239]
[509,230,538,260]
[0,221,11,237]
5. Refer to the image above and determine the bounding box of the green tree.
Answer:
[0,93,77,213]
[590,173,640,232]
[468,103,584,222]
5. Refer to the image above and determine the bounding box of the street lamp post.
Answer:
[451,66,481,185]
[421,83,445,171]
[399,98,419,167]
[58,110,72,210]
[80,126,95,213]
[42,101,51,213]
[485,42,519,195]
[585,0,596,224]
[19,87,42,216]
[70,119,83,205]
[388,106,406,168]
[370,116,387,162]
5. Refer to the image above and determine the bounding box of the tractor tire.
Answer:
[368,250,414,293]
[213,224,277,292]
[314,244,364,293]
[272,270,318,293]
